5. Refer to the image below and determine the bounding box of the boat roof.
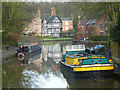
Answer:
[66,44,85,51]
[21,45,28,47]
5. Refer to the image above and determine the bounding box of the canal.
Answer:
[2,41,120,88]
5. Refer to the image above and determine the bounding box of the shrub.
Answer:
[47,35,52,38]
[39,36,44,39]
[90,35,109,41]
[28,32,36,36]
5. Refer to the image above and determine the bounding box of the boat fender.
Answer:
[17,53,24,60]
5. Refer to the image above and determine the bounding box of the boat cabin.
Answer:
[62,44,113,66]
[17,43,41,53]
[17,45,29,52]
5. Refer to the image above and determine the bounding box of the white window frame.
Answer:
[65,27,69,30]
[65,21,68,25]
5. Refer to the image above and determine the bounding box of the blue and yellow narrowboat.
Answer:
[60,44,114,80]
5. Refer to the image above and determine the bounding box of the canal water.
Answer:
[2,41,120,88]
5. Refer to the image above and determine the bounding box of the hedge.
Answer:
[90,35,109,41]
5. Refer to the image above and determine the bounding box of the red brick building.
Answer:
[61,16,73,32]
[77,14,108,40]
[77,17,88,40]
[24,9,42,36]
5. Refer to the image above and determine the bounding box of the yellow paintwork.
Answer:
[73,66,114,71]
[65,56,89,65]
[109,59,113,63]
[92,56,105,58]
[65,56,113,66]
[79,57,88,59]
[65,57,79,65]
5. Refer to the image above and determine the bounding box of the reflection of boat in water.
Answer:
[16,43,41,60]
[61,69,114,88]
[17,50,41,64]
[60,44,114,80]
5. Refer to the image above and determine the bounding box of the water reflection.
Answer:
[42,44,62,64]
[2,42,67,88]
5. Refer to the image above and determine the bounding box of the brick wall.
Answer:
[77,14,108,40]
[62,20,73,32]
[24,17,42,36]
[87,15,108,36]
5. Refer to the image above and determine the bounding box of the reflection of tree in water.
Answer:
[2,58,26,88]
[2,43,68,88]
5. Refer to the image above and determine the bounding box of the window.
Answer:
[54,23,59,27]
[30,30,32,33]
[80,45,84,49]
[36,20,39,23]
[100,22,103,28]
[73,45,79,49]
[48,29,51,33]
[52,29,55,33]
[56,29,60,33]
[105,22,107,27]
[48,23,51,26]
[35,30,38,32]
[65,27,68,30]
[105,22,108,31]
[65,21,68,25]
[26,30,29,32]
[100,31,104,35]
[66,46,72,50]
[86,31,88,34]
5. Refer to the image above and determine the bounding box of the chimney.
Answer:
[37,9,40,17]
[51,7,56,16]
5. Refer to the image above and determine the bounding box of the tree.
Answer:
[106,2,120,42]
[2,2,38,43]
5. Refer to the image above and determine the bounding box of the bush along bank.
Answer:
[90,35,109,41]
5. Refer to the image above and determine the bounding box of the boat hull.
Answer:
[16,49,41,60]
[60,62,114,80]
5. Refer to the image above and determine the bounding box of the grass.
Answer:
[42,41,72,45]
[43,37,72,40]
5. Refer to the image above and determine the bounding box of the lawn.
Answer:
[43,37,72,40]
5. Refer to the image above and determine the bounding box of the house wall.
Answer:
[62,20,73,32]
[24,17,42,36]
[87,15,108,36]
[77,25,86,40]
[77,14,108,40]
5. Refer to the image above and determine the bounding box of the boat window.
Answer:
[80,58,110,65]
[31,44,40,51]
[67,46,72,50]
[73,45,79,49]
[80,45,84,49]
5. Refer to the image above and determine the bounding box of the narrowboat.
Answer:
[16,43,41,60]
[60,44,114,80]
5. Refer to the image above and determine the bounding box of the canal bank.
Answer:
[111,41,120,76]
[2,46,17,64]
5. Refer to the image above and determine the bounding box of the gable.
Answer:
[53,17,60,23]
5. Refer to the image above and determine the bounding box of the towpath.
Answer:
[1,46,18,58]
